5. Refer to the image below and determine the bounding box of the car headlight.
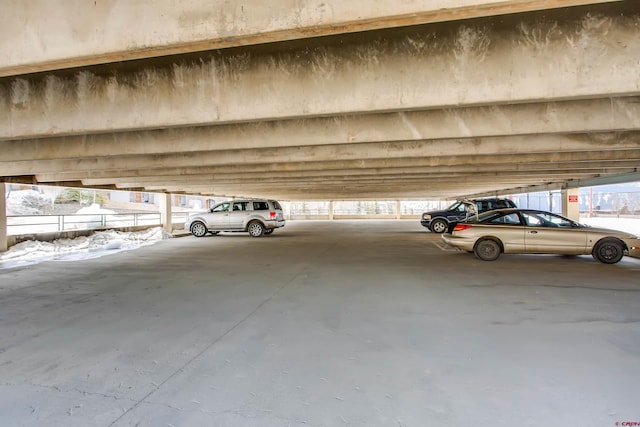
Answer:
[423,214,431,220]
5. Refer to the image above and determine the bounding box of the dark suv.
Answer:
[420,198,517,233]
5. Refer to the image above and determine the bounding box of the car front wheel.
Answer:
[248,221,265,237]
[474,239,501,261]
[592,239,624,264]
[430,218,448,234]
[190,221,208,237]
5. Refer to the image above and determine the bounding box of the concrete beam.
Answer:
[564,171,640,188]
[2,8,638,139]
[32,149,640,183]
[462,171,640,198]
[77,162,639,186]
[3,132,640,176]
[146,173,601,193]
[0,0,621,77]
[3,97,640,159]
[107,169,634,189]
[181,183,573,200]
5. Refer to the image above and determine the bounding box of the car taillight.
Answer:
[453,224,473,232]
[270,211,276,219]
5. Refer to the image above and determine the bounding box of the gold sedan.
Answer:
[441,209,640,263]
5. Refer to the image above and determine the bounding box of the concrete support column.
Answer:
[159,193,173,232]
[328,201,334,221]
[396,200,401,219]
[562,188,580,221]
[0,183,7,252]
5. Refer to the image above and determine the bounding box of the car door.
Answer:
[450,202,472,222]
[205,202,231,229]
[479,212,526,252]
[229,201,251,229]
[522,212,587,254]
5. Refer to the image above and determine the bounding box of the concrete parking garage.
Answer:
[1,220,638,426]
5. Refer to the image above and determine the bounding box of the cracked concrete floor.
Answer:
[1,220,639,426]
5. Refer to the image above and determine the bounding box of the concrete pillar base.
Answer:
[1,183,7,252]
[159,193,173,232]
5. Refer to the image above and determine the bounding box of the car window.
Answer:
[523,212,573,228]
[488,212,521,225]
[232,202,250,211]
[540,213,574,228]
[253,201,269,211]
[271,201,282,210]
[446,201,460,211]
[473,211,496,222]
[455,203,467,213]
[212,202,230,213]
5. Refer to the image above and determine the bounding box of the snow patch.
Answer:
[0,227,172,269]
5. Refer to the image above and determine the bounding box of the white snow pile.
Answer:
[0,227,172,269]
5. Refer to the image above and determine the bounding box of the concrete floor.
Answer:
[1,220,639,427]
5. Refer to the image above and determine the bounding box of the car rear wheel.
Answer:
[248,221,265,237]
[474,239,501,261]
[592,239,624,264]
[190,221,208,237]
[430,219,448,234]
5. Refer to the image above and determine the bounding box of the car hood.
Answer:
[423,209,452,216]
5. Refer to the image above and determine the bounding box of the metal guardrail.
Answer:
[6,212,168,235]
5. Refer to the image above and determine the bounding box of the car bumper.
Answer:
[420,219,431,228]
[441,233,476,252]
[624,237,640,258]
[266,220,286,229]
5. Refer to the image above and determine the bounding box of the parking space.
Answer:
[1,220,639,426]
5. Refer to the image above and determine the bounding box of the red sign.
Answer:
[568,195,579,202]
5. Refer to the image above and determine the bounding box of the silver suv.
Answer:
[185,199,286,237]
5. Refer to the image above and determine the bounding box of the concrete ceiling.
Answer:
[1,0,639,201]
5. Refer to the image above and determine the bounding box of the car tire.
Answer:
[430,219,448,234]
[264,229,274,235]
[248,221,265,237]
[592,239,624,264]
[190,221,208,237]
[474,239,501,261]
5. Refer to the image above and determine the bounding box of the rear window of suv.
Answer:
[253,201,269,210]
[271,201,282,210]
[476,199,515,211]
